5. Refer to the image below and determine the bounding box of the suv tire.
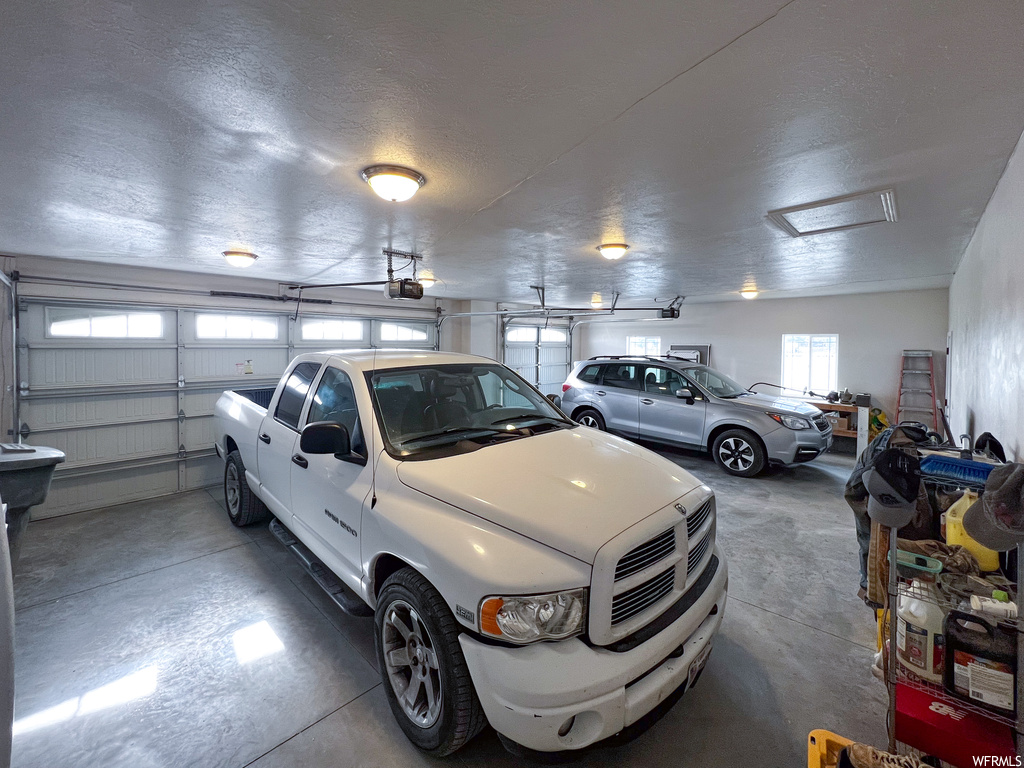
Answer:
[375,568,486,756]
[575,408,606,430]
[712,429,766,477]
[224,450,269,526]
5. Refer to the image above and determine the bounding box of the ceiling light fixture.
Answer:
[596,243,629,261]
[360,165,426,202]
[417,276,436,288]
[590,293,603,309]
[740,289,759,299]
[222,250,259,268]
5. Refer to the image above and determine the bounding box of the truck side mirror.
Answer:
[300,421,362,464]
[546,393,562,410]
[675,388,695,404]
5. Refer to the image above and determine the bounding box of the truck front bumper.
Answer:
[459,546,728,753]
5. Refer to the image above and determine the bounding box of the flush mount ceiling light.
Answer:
[360,165,426,202]
[222,250,258,268]
[767,188,897,238]
[740,289,759,299]
[590,293,603,309]
[596,243,629,260]
[417,276,436,288]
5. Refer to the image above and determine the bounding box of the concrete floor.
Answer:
[10,448,886,768]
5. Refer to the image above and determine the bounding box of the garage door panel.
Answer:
[27,348,177,388]
[30,420,179,466]
[183,416,216,452]
[38,466,179,519]
[21,392,178,432]
[181,347,288,380]
[185,456,222,491]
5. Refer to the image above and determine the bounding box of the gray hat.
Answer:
[963,463,1024,552]
[864,449,922,528]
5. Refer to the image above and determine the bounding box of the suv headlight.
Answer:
[768,412,811,430]
[479,589,587,644]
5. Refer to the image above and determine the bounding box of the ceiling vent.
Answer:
[767,188,897,237]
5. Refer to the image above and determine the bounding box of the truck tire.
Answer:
[712,429,766,477]
[575,408,606,430]
[375,568,485,756]
[224,450,269,526]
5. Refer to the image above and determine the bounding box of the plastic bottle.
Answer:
[946,491,1000,571]
[896,579,945,684]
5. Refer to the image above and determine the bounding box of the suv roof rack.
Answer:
[586,354,703,364]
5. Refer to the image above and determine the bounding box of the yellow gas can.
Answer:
[946,491,1000,571]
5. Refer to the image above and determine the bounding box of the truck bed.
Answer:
[231,387,276,409]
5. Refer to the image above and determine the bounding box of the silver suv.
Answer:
[559,356,833,477]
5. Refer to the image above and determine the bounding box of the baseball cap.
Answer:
[963,463,1024,552]
[863,449,922,528]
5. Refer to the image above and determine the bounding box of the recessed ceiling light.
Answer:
[360,165,426,202]
[596,243,629,260]
[222,250,258,268]
[740,289,759,299]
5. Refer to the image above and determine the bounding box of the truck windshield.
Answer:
[679,365,749,399]
[369,364,573,457]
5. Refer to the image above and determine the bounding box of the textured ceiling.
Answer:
[2,0,1024,304]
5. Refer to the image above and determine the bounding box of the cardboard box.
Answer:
[836,416,850,431]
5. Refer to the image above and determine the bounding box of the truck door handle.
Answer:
[641,398,654,405]
[291,454,308,469]
[595,390,606,396]
[259,433,271,444]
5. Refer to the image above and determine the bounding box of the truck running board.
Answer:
[269,518,374,618]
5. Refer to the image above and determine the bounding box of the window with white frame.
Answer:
[47,308,164,339]
[379,322,428,342]
[195,313,279,340]
[626,336,660,356]
[540,328,567,343]
[505,327,536,343]
[782,334,839,394]
[300,318,365,342]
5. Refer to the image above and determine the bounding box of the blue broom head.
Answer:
[919,455,995,487]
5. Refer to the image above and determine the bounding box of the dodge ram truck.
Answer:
[214,349,728,756]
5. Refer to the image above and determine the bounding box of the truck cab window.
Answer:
[307,367,365,453]
[275,362,320,429]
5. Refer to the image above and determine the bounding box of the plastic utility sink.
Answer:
[0,442,65,564]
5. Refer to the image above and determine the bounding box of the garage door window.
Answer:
[196,313,279,340]
[782,334,838,394]
[379,322,428,342]
[47,308,164,339]
[301,318,365,342]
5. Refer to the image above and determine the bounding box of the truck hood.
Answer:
[723,392,823,416]
[395,427,701,564]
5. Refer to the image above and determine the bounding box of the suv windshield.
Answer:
[369,363,572,457]
[679,365,748,398]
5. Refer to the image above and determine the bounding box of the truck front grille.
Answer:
[611,568,675,626]
[688,529,712,574]
[686,499,713,538]
[615,528,675,581]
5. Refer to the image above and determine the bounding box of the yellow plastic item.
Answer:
[808,730,853,768]
[946,491,1000,571]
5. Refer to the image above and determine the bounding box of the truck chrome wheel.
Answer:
[225,461,241,516]
[717,437,755,472]
[382,599,442,728]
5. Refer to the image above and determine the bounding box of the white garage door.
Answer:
[19,300,435,518]
[502,322,570,397]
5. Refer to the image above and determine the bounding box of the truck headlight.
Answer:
[767,412,811,430]
[479,589,587,644]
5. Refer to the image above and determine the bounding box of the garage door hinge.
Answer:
[177,444,187,459]
[178,409,186,423]
[177,376,185,388]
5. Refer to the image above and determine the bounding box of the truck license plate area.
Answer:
[687,643,712,688]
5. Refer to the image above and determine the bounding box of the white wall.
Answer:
[576,289,949,421]
[948,130,1024,461]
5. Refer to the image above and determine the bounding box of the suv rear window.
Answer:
[600,364,639,390]
[577,365,602,384]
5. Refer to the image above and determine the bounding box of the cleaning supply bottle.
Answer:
[943,610,1016,715]
[896,579,945,684]
[946,491,1000,571]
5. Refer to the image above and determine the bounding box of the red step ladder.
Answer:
[895,350,938,430]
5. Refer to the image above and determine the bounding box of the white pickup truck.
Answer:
[214,349,728,756]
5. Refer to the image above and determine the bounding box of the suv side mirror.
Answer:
[675,388,696,404]
[546,393,562,410]
[300,422,365,464]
